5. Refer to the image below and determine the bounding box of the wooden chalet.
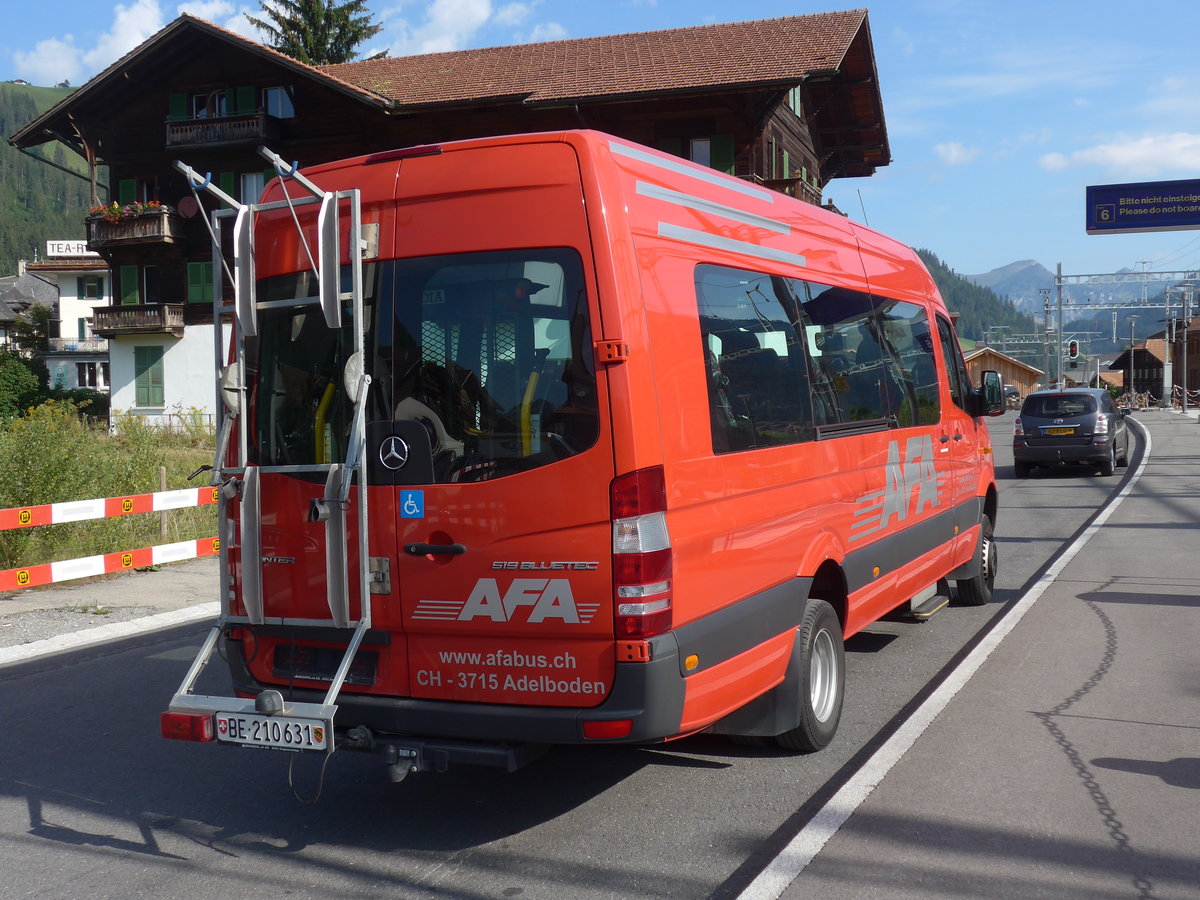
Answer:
[7,10,889,418]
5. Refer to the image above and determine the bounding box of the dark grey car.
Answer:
[1012,387,1130,477]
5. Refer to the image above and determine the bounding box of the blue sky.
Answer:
[4,0,1200,279]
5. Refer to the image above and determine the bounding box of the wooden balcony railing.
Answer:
[87,208,184,249]
[90,304,185,337]
[165,112,279,148]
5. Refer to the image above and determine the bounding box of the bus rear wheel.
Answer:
[956,514,996,607]
[775,598,845,752]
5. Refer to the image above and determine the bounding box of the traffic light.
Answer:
[1068,339,1079,359]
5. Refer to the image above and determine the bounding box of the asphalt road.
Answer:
[0,410,1162,899]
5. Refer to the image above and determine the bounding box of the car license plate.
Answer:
[1045,426,1075,436]
[215,712,329,751]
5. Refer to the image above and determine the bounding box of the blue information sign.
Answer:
[1086,178,1200,235]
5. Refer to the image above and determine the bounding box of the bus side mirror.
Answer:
[973,370,1005,417]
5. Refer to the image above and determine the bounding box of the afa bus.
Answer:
[163,130,1005,779]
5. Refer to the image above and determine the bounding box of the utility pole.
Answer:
[1039,288,1052,390]
[1127,315,1139,401]
[1056,263,1065,389]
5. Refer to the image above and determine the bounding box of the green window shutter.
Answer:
[657,137,682,157]
[76,276,84,298]
[237,86,257,114]
[168,93,188,121]
[98,277,105,300]
[219,171,236,205]
[134,346,165,407]
[118,179,137,204]
[187,262,214,303]
[782,149,791,180]
[711,134,734,175]
[120,265,139,305]
[78,318,87,340]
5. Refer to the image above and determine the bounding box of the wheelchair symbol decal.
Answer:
[401,490,424,519]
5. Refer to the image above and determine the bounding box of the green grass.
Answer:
[0,402,217,569]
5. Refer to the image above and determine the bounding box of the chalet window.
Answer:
[787,87,803,117]
[116,178,154,204]
[134,346,165,408]
[76,275,105,300]
[191,90,227,119]
[120,265,139,305]
[188,262,215,304]
[689,135,734,175]
[263,86,294,119]
[240,171,264,204]
[169,86,291,122]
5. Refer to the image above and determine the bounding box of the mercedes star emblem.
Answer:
[379,435,410,470]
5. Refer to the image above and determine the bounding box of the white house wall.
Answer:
[109,323,231,428]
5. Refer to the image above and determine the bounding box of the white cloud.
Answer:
[494,3,532,27]
[14,37,84,86]
[177,1,262,40]
[524,22,566,43]
[380,0,494,55]
[934,142,980,165]
[379,0,567,56]
[1039,133,1200,177]
[82,0,166,73]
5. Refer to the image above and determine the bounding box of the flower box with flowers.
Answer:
[86,202,181,246]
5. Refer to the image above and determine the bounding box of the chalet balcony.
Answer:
[758,177,823,204]
[46,337,109,353]
[165,112,280,148]
[87,206,184,249]
[90,304,185,338]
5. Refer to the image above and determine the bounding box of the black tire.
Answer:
[1098,445,1115,477]
[1117,438,1129,467]
[775,599,845,752]
[1013,461,1031,478]
[955,513,996,607]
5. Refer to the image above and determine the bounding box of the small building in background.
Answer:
[23,240,111,392]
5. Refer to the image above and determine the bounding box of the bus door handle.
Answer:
[405,542,467,556]
[939,434,951,443]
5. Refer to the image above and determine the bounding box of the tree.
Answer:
[0,350,42,419]
[9,303,55,355]
[248,0,384,66]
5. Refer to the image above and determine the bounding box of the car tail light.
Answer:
[160,711,215,742]
[611,466,672,639]
[1094,415,1109,435]
[1013,417,1024,437]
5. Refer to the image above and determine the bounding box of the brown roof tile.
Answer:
[323,10,868,107]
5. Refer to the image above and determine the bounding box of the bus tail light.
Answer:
[160,711,215,742]
[611,466,672,638]
[583,719,634,740]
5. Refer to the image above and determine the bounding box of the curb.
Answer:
[0,602,218,669]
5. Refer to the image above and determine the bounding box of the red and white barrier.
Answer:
[0,537,220,592]
[0,486,219,532]
[0,486,220,592]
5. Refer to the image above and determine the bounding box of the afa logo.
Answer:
[18,509,31,526]
[413,578,601,625]
[880,435,940,528]
[121,553,134,569]
[121,498,134,514]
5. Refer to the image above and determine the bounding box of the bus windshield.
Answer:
[245,248,599,481]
